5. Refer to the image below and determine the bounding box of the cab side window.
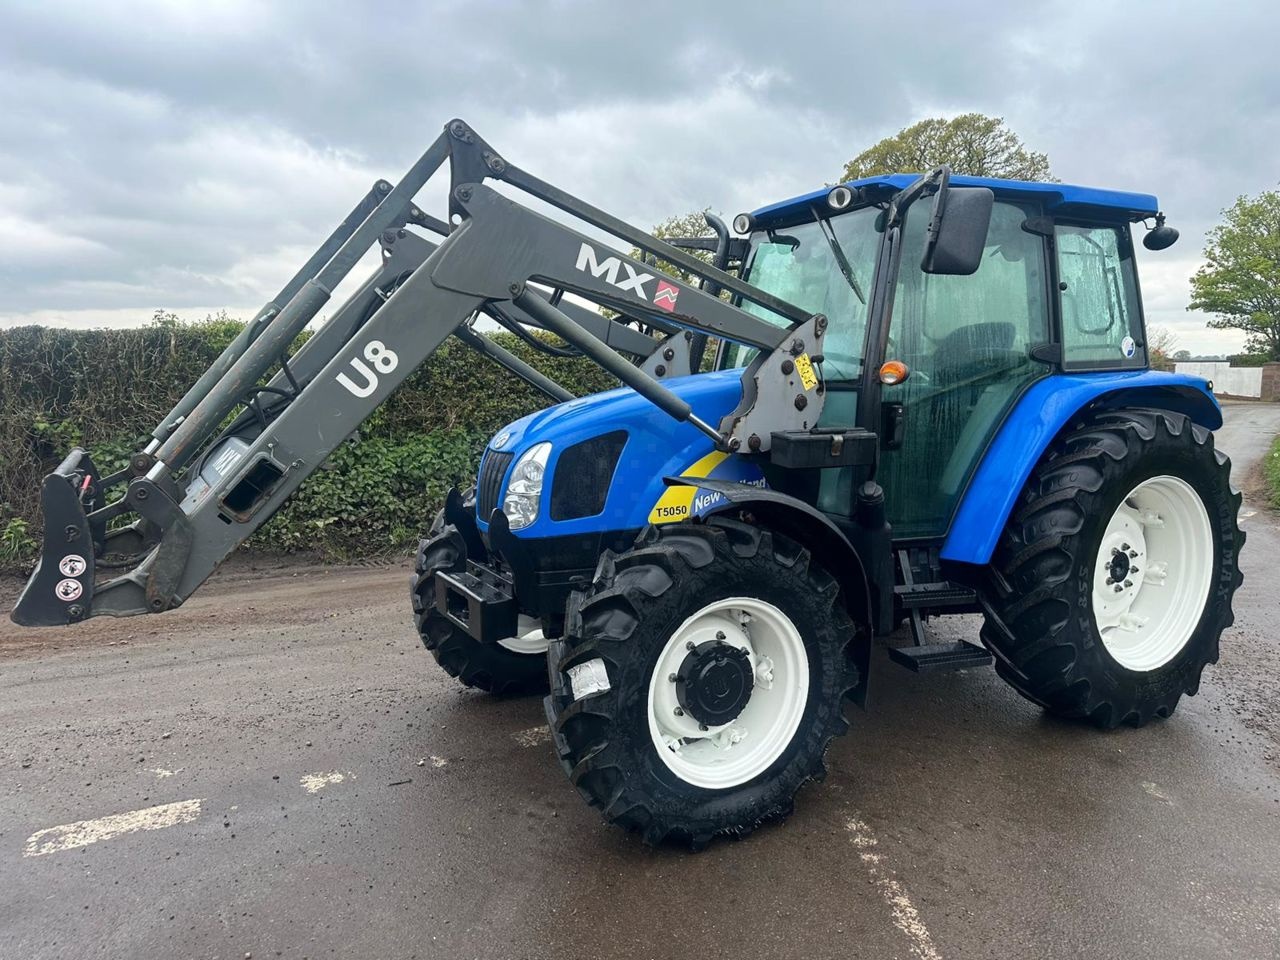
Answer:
[1056,224,1144,368]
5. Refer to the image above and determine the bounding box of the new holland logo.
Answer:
[575,243,654,299]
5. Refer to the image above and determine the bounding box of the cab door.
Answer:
[875,199,1053,539]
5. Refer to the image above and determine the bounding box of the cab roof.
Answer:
[749,173,1159,228]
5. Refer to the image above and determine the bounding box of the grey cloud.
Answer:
[0,0,1275,352]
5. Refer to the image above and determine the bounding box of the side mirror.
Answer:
[922,186,994,275]
[1142,213,1179,251]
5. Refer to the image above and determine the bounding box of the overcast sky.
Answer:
[1,0,1276,354]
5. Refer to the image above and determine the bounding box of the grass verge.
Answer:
[1264,435,1280,510]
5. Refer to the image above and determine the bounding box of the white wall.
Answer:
[1174,362,1263,398]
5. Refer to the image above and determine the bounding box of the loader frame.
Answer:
[14,119,841,627]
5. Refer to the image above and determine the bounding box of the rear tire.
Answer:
[545,517,860,848]
[979,408,1244,728]
[409,507,549,696]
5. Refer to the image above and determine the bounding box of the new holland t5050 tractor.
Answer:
[15,120,1243,848]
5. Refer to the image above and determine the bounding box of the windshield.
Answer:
[721,205,884,381]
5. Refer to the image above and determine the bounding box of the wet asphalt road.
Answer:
[2,403,1278,960]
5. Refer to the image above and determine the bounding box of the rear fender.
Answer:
[942,371,1221,567]
[666,477,874,706]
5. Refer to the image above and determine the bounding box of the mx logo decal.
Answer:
[654,280,680,312]
[575,243,654,299]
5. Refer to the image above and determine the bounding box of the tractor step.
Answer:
[893,582,977,610]
[887,640,993,673]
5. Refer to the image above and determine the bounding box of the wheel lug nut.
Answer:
[685,641,695,651]
[1123,580,1132,588]
[674,707,684,717]
[668,673,678,683]
[715,630,726,640]
[1129,550,1138,558]
[1105,578,1114,585]
[1114,585,1123,593]
[698,723,708,732]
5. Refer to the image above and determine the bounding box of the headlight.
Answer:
[502,443,551,530]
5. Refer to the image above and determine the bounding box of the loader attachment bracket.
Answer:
[12,451,100,626]
[640,330,694,380]
[718,314,829,452]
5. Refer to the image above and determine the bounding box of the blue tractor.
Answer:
[16,121,1244,848]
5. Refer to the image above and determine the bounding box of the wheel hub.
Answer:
[646,597,811,790]
[1107,547,1133,585]
[675,641,754,727]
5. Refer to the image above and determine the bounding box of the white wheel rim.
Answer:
[646,597,809,790]
[1092,475,1213,672]
[498,614,550,655]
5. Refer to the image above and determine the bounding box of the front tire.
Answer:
[545,518,860,848]
[979,408,1244,728]
[409,508,549,696]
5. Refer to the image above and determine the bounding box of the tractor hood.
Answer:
[478,368,765,537]
[488,368,740,455]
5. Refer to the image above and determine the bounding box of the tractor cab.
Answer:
[728,173,1164,539]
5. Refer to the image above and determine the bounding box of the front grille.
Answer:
[551,431,627,521]
[477,450,514,521]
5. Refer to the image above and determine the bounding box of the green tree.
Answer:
[621,209,724,366]
[840,113,1053,182]
[1189,190,1280,361]
[632,208,718,285]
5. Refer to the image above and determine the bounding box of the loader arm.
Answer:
[13,119,830,626]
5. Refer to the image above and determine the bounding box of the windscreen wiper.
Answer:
[813,210,866,305]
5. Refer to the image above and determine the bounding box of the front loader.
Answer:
[15,120,1244,848]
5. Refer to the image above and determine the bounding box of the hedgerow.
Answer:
[0,314,617,570]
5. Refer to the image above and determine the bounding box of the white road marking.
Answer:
[846,816,942,960]
[300,771,351,793]
[150,767,181,779]
[24,799,204,858]
[513,726,552,748]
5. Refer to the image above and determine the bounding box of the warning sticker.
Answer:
[55,578,83,602]
[794,353,818,391]
[59,554,87,578]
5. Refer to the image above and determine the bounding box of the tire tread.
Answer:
[979,407,1244,729]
